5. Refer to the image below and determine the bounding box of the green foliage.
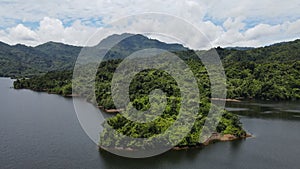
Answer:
[219,39,300,62]
[13,54,246,149]
[226,61,300,100]
[0,42,80,78]
[10,35,300,149]
[0,34,187,78]
[14,71,72,96]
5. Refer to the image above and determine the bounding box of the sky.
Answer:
[0,0,300,49]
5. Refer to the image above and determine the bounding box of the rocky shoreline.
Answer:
[211,98,242,102]
[172,133,252,150]
[99,133,252,152]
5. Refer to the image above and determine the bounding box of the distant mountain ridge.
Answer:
[0,33,300,78]
[224,47,255,51]
[0,42,80,77]
[95,33,189,60]
[0,33,188,77]
[217,39,300,63]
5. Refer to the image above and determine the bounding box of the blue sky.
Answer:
[0,0,300,49]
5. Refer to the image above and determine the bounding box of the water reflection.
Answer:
[1,77,300,169]
[226,101,300,121]
[99,149,202,169]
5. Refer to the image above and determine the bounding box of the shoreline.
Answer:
[211,98,242,102]
[173,133,252,150]
[99,133,252,152]
[12,84,254,152]
[104,109,124,113]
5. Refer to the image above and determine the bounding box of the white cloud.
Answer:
[285,20,300,35]
[0,17,100,46]
[244,24,281,40]
[223,17,246,32]
[206,0,300,22]
[9,24,38,42]
[213,19,300,48]
[0,0,299,48]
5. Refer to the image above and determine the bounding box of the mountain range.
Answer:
[0,33,300,78]
[0,33,187,78]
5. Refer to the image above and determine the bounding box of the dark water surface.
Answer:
[1,77,299,169]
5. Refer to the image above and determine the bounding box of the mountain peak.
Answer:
[100,33,187,49]
[35,41,81,48]
[92,33,188,60]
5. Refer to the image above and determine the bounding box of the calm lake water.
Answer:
[0,77,300,169]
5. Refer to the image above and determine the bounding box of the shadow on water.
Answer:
[229,139,245,152]
[226,100,300,121]
[99,148,203,169]
[2,78,300,169]
[96,100,300,169]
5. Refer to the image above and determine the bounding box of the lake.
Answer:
[0,77,299,169]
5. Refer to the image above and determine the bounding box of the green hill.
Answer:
[0,41,80,78]
[0,33,188,78]
[218,39,300,63]
[12,35,300,150]
[12,36,300,101]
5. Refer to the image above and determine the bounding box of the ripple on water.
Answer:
[225,107,250,112]
[283,109,300,113]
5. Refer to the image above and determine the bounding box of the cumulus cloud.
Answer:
[9,24,38,42]
[0,17,100,46]
[213,18,300,48]
[0,0,299,48]
[206,0,300,23]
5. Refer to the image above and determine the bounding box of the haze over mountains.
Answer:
[0,33,299,78]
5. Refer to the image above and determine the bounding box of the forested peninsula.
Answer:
[11,34,300,150]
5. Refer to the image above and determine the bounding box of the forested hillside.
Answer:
[0,42,80,78]
[219,39,300,100]
[14,52,247,149]
[12,35,300,149]
[0,33,187,78]
[218,39,300,62]
[13,36,300,101]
